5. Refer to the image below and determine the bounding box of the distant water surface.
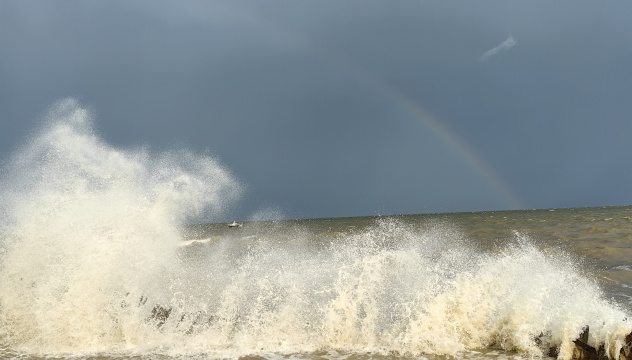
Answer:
[184,206,632,309]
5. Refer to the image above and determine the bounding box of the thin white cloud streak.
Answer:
[479,35,516,62]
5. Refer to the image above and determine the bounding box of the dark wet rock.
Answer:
[147,304,172,328]
[620,332,632,360]
[571,326,632,360]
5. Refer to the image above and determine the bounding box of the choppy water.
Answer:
[183,206,632,308]
[1,100,632,360]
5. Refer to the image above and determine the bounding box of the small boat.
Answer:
[228,221,243,228]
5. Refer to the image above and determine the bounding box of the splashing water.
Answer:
[0,99,241,355]
[0,100,631,359]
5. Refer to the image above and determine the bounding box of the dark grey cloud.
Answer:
[2,0,632,221]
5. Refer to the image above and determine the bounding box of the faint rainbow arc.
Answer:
[391,92,525,210]
[331,55,525,210]
[209,4,525,210]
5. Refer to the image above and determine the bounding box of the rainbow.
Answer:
[207,3,525,210]
[333,60,525,210]
[391,91,525,210]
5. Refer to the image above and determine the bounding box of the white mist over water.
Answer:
[0,100,631,359]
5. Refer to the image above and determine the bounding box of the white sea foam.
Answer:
[0,99,242,355]
[0,100,631,359]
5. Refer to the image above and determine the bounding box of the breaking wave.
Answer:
[0,100,630,359]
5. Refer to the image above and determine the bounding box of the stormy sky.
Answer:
[1,0,632,221]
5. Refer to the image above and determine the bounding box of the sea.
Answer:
[1,100,632,360]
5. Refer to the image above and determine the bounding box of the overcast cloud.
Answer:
[1,0,632,221]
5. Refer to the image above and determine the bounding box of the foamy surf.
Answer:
[1,100,631,360]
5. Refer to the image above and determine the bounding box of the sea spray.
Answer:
[1,100,631,359]
[167,220,630,359]
[0,99,242,354]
